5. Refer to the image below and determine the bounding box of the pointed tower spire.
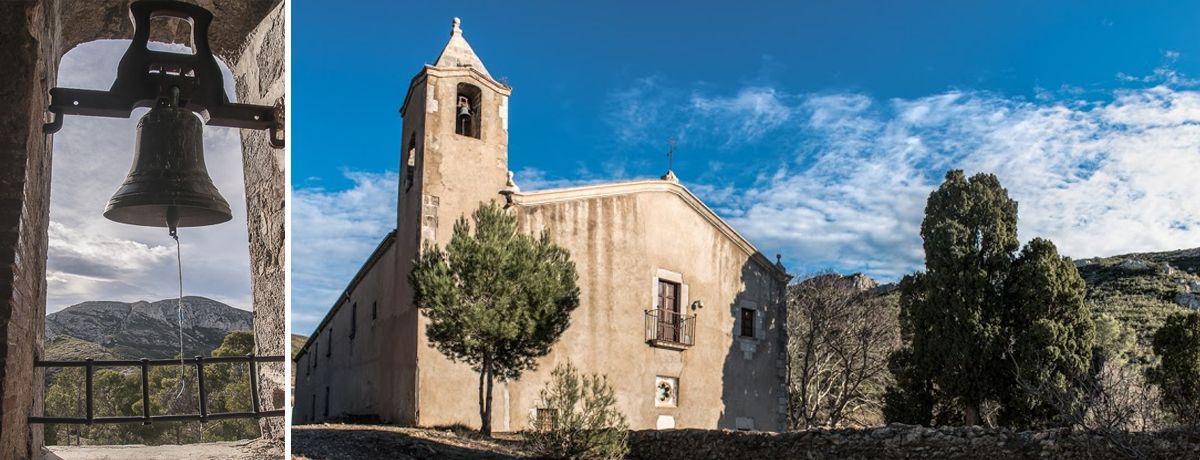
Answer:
[434,17,493,79]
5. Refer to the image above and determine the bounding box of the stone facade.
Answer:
[293,19,791,433]
[0,1,285,457]
[627,425,1200,459]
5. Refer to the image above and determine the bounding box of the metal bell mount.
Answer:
[42,0,282,148]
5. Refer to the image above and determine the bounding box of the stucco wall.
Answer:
[294,237,404,425]
[408,188,788,432]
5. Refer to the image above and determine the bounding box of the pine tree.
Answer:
[411,201,580,436]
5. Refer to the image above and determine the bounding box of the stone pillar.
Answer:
[231,1,286,442]
[0,1,59,458]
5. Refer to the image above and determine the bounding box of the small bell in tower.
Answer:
[457,95,473,117]
[103,87,232,233]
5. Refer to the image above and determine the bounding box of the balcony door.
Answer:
[657,280,681,342]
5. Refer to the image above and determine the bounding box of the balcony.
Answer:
[645,309,695,349]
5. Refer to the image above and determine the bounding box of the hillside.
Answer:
[1075,247,1199,348]
[292,334,308,360]
[45,296,253,360]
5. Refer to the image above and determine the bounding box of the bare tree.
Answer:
[1012,356,1167,459]
[787,273,900,429]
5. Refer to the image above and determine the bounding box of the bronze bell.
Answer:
[103,97,232,229]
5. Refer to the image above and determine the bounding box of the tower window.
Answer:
[405,133,417,190]
[741,308,756,338]
[455,83,482,138]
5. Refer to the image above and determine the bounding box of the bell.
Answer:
[458,105,472,117]
[103,98,232,229]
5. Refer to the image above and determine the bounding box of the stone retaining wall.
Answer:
[628,424,1200,459]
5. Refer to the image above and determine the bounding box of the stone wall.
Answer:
[231,0,287,442]
[0,1,59,457]
[628,425,1200,459]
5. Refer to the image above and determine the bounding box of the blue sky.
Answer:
[292,1,1200,334]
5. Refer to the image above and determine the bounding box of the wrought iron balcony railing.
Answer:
[645,309,695,348]
[29,355,285,425]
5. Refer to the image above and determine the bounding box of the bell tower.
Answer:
[388,17,512,425]
[397,17,512,248]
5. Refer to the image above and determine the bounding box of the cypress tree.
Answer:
[1000,238,1093,428]
[899,170,1017,425]
[885,170,1092,428]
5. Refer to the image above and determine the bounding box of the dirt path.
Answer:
[291,424,532,459]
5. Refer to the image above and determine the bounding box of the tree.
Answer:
[526,362,629,459]
[1001,238,1093,428]
[1145,311,1200,426]
[204,331,260,441]
[1092,313,1136,369]
[887,170,1019,426]
[44,368,86,446]
[884,171,1093,428]
[411,202,581,435]
[787,273,899,429]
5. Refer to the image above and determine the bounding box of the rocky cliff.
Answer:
[45,296,253,359]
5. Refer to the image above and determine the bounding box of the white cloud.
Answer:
[47,40,252,311]
[607,77,1200,282]
[690,87,794,145]
[291,171,398,334]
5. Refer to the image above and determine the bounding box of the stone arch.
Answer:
[0,1,285,457]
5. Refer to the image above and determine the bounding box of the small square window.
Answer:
[655,376,678,407]
[535,408,557,431]
[740,308,756,338]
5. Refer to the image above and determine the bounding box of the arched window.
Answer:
[405,133,418,190]
[455,82,482,138]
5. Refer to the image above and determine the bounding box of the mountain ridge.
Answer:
[45,296,252,360]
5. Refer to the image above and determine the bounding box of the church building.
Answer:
[293,18,791,432]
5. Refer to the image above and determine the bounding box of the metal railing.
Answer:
[645,309,695,347]
[29,355,285,425]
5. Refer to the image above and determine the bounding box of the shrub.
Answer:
[525,362,628,459]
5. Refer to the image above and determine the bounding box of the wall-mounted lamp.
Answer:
[43,0,282,235]
[691,300,704,311]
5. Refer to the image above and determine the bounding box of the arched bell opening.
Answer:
[41,38,259,446]
[455,82,482,139]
